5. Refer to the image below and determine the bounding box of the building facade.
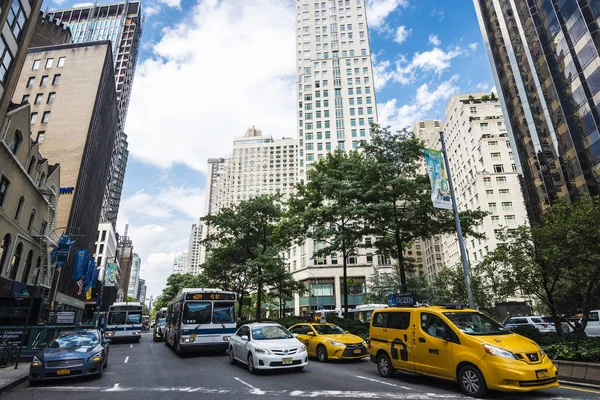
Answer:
[173,252,187,274]
[94,222,119,310]
[13,41,118,308]
[0,0,44,126]
[30,11,72,47]
[291,0,379,314]
[127,252,140,298]
[0,103,59,307]
[186,221,203,276]
[117,226,133,300]
[439,94,529,268]
[137,278,146,303]
[474,0,600,222]
[49,2,143,226]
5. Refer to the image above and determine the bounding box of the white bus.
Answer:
[347,304,388,323]
[165,288,236,354]
[105,302,143,342]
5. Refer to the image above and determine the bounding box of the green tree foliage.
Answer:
[154,273,210,309]
[264,263,306,318]
[201,195,302,321]
[360,124,486,292]
[287,150,374,317]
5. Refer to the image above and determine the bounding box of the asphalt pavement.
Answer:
[3,333,599,399]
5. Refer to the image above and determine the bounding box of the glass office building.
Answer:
[474,0,600,221]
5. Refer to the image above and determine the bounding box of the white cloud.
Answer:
[366,0,409,30]
[469,42,478,51]
[476,82,490,91]
[145,5,161,17]
[72,2,94,7]
[394,25,412,44]
[125,0,297,172]
[372,57,394,91]
[157,0,181,8]
[53,0,68,6]
[120,187,205,221]
[428,34,441,46]
[431,6,445,21]
[378,75,460,131]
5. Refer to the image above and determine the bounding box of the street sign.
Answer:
[388,293,416,307]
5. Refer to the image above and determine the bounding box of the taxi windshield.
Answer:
[444,312,510,336]
[313,324,346,335]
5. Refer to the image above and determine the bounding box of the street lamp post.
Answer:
[14,269,40,369]
[306,271,318,315]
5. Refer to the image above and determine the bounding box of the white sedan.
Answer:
[229,322,308,373]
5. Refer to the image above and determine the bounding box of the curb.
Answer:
[559,379,600,390]
[0,373,28,394]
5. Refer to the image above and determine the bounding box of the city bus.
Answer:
[105,302,143,342]
[347,304,388,323]
[165,288,236,354]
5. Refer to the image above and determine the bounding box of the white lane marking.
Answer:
[105,383,129,392]
[130,344,133,348]
[355,375,401,388]
[233,377,265,395]
[124,356,129,363]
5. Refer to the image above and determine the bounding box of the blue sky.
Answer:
[51,0,494,298]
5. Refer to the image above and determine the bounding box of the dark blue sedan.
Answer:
[29,329,110,383]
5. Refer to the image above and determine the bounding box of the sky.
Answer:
[51,0,494,300]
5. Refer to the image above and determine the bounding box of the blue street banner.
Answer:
[84,267,100,293]
[83,258,96,287]
[52,233,76,269]
[424,148,452,210]
[72,249,88,280]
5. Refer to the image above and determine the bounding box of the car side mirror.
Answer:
[241,335,249,341]
[292,333,299,338]
[103,339,111,345]
[436,326,449,340]
[307,331,315,336]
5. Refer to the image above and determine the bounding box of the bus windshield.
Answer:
[108,312,126,325]
[183,302,211,325]
[213,303,235,324]
[128,312,142,324]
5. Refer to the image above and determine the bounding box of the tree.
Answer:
[155,273,210,309]
[287,150,374,317]
[360,124,486,293]
[264,263,306,318]
[202,195,301,321]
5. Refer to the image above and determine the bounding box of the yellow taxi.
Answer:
[288,323,368,362]
[368,305,558,398]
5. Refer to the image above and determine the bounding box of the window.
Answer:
[502,202,513,211]
[22,95,29,103]
[52,74,61,85]
[0,234,11,274]
[486,189,494,199]
[27,209,36,231]
[101,230,107,242]
[30,113,37,124]
[491,215,500,225]
[9,130,22,154]
[57,57,66,67]
[45,58,54,68]
[490,152,501,161]
[40,76,48,86]
[8,0,26,40]
[34,93,43,105]
[47,92,55,104]
[0,38,13,85]
[14,196,24,221]
[505,215,516,225]
[42,111,50,123]
[21,251,33,283]
[421,312,453,339]
[32,60,40,70]
[366,253,373,263]
[493,164,504,173]
[499,189,509,198]
[488,202,497,212]
[0,176,10,208]
[483,177,491,187]
[9,242,22,281]
[27,77,34,88]
[496,176,507,185]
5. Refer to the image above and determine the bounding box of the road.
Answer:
[4,333,599,399]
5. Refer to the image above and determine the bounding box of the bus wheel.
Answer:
[175,343,182,355]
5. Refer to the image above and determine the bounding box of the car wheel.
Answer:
[317,345,328,362]
[229,348,237,365]
[458,364,488,398]
[377,353,395,378]
[247,353,256,374]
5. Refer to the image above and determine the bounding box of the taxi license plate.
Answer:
[282,357,293,365]
[536,369,549,379]
[56,369,70,376]
[190,334,196,338]
[354,349,362,354]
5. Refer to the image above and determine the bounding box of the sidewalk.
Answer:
[0,364,28,394]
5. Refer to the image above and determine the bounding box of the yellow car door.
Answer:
[291,324,313,356]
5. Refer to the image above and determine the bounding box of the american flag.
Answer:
[76,279,84,295]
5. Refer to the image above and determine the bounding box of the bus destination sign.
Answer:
[185,293,235,301]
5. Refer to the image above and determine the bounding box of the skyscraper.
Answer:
[127,253,141,298]
[186,221,203,276]
[474,0,600,222]
[48,2,143,226]
[173,252,187,274]
[291,0,378,313]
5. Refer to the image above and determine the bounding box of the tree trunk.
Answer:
[255,265,262,322]
[395,228,407,292]
[342,247,349,318]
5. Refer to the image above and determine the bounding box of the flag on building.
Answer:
[76,279,84,295]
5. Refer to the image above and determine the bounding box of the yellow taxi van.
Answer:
[368,305,558,398]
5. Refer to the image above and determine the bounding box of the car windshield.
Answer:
[183,302,211,325]
[251,325,293,340]
[157,318,166,327]
[48,332,99,348]
[213,303,235,324]
[313,324,346,335]
[444,312,510,336]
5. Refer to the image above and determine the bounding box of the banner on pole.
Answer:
[424,148,452,210]
[72,250,88,280]
[105,263,118,285]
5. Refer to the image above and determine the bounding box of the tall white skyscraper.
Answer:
[290,0,379,314]
[173,252,188,274]
[127,253,141,298]
[186,222,203,275]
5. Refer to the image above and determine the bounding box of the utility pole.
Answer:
[440,132,476,309]
[15,269,40,369]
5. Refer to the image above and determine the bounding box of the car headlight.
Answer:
[223,336,231,341]
[328,340,345,347]
[31,356,42,367]
[483,344,516,359]
[254,347,272,355]
[362,340,367,346]
[88,351,103,362]
[105,332,114,337]
[299,345,306,352]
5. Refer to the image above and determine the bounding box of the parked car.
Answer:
[29,329,110,384]
[584,310,600,337]
[153,317,166,342]
[503,316,555,333]
[288,322,368,362]
[229,322,308,373]
[369,305,558,397]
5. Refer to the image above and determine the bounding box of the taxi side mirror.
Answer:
[436,326,449,340]
[307,331,315,336]
[293,333,299,338]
